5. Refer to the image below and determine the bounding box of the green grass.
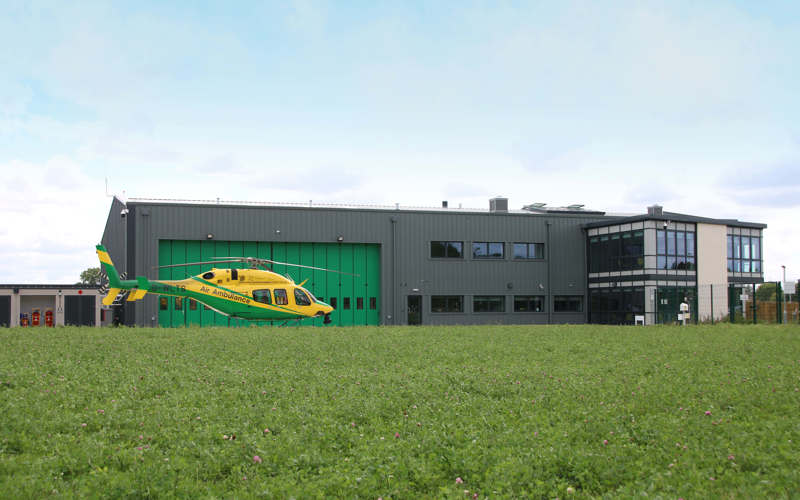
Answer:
[1,324,799,498]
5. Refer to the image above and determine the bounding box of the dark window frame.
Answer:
[431,241,464,259]
[728,232,761,273]
[512,242,545,260]
[554,295,583,313]
[656,228,695,270]
[589,230,643,272]
[472,242,505,259]
[513,295,545,313]
[431,295,464,313]
[473,295,505,313]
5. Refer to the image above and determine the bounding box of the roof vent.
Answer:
[442,201,448,208]
[648,205,663,216]
[490,197,508,213]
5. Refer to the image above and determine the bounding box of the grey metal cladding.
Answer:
[102,201,609,326]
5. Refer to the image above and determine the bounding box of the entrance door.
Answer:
[0,296,9,327]
[407,295,422,325]
[65,296,95,326]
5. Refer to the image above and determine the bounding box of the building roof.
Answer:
[124,197,609,217]
[583,210,767,229]
[0,284,100,290]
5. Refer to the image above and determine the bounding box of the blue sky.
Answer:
[1,0,798,283]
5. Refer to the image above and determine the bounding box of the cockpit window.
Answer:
[274,289,288,305]
[202,272,214,280]
[253,289,272,304]
[294,289,311,306]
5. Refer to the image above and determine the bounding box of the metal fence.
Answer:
[695,282,799,324]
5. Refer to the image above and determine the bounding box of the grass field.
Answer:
[1,324,799,498]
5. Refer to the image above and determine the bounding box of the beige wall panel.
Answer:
[697,223,729,321]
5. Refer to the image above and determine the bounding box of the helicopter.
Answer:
[95,244,341,324]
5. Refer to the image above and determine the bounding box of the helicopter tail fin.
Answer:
[96,244,125,305]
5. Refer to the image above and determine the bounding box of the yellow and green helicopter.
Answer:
[96,244,340,324]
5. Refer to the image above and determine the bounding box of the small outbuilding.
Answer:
[0,285,104,327]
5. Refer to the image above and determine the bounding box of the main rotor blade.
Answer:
[154,259,243,269]
[260,259,360,276]
[156,257,360,276]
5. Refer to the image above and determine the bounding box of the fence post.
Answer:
[777,281,783,324]
[752,283,757,324]
[710,284,714,325]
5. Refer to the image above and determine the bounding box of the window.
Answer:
[253,289,272,304]
[294,289,311,306]
[472,242,504,259]
[514,295,544,312]
[160,297,168,310]
[588,231,643,272]
[274,289,288,305]
[473,295,505,312]
[330,297,337,309]
[343,297,351,310]
[202,272,214,280]
[589,287,644,324]
[513,243,544,260]
[431,241,463,258]
[189,299,197,310]
[356,297,364,310]
[369,297,377,310]
[656,228,695,270]
[431,295,463,313]
[554,295,582,312]
[728,232,761,274]
[174,297,183,310]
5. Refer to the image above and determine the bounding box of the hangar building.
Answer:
[99,197,765,327]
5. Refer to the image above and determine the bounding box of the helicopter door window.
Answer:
[294,289,311,306]
[253,289,272,304]
[231,269,238,280]
[274,289,288,305]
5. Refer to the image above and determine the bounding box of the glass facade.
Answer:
[727,233,761,273]
[589,287,644,324]
[656,229,695,270]
[588,230,644,272]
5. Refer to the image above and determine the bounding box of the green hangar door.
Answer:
[157,240,381,327]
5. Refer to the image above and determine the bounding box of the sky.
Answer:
[1,0,798,284]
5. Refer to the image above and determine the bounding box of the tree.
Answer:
[78,267,102,287]
[755,282,777,301]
